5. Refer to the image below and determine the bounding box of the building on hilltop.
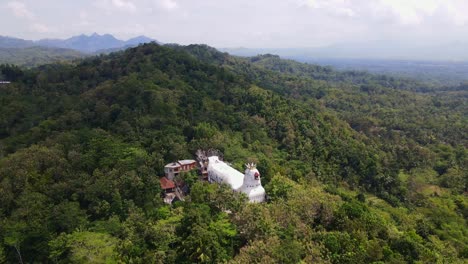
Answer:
[240,163,266,203]
[159,176,176,204]
[161,159,196,204]
[162,151,265,203]
[204,155,266,203]
[164,159,197,180]
[159,177,176,193]
[206,156,244,190]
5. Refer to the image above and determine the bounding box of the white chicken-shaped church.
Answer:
[203,154,266,203]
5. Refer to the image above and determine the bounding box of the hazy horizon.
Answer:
[2,0,468,49]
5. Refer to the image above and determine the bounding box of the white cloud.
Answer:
[6,1,55,35]
[305,0,356,18]
[79,11,88,20]
[376,0,468,26]
[378,0,438,25]
[157,0,178,10]
[94,0,137,13]
[303,0,468,26]
[30,23,53,33]
[78,11,90,26]
[112,0,137,13]
[439,1,468,26]
[112,23,145,35]
[7,1,34,19]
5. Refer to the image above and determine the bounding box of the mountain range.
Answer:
[2,34,468,84]
[0,33,157,53]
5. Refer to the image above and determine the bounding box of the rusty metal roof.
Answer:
[160,177,176,189]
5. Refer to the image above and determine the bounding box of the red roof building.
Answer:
[160,177,176,193]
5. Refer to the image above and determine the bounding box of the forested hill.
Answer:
[0,46,85,68]
[179,44,467,147]
[0,43,466,263]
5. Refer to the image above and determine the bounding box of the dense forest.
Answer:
[0,43,466,263]
[0,47,84,68]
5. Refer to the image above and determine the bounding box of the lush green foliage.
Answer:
[0,43,466,263]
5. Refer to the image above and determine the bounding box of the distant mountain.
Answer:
[0,36,34,49]
[0,33,158,53]
[222,40,468,61]
[37,33,123,53]
[0,46,85,67]
[94,45,135,55]
[125,35,155,46]
[95,36,159,54]
[36,33,158,53]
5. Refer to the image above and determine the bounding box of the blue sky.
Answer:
[2,0,468,48]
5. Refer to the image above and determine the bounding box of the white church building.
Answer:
[205,156,266,203]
